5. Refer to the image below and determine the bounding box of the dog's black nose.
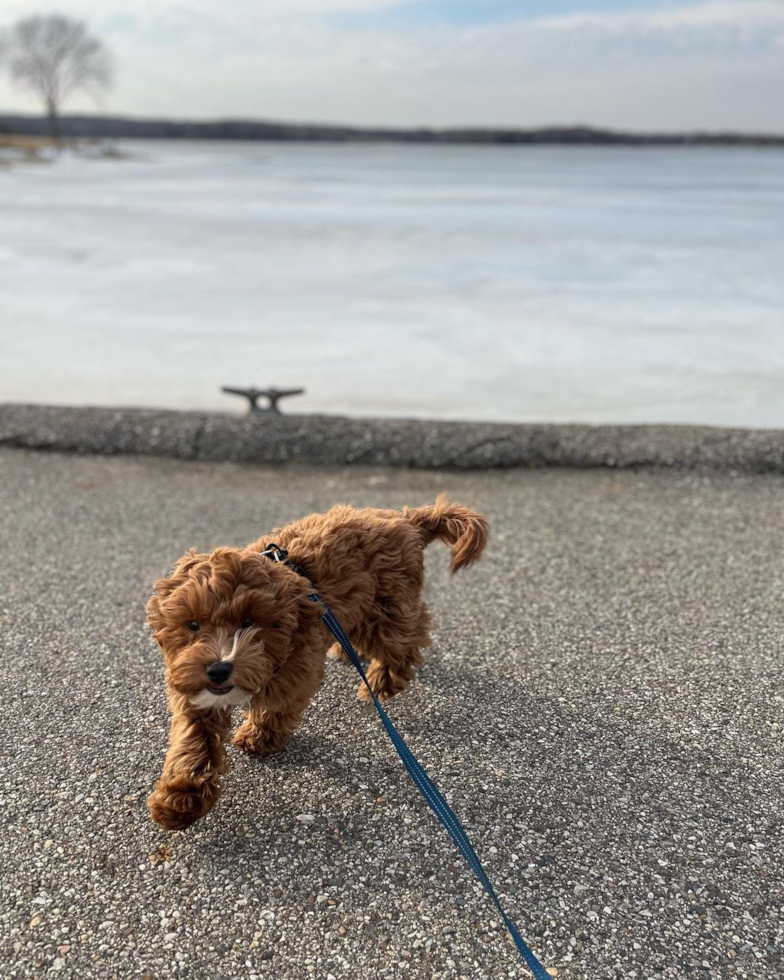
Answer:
[205,661,233,684]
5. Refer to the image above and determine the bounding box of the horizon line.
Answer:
[2,109,784,142]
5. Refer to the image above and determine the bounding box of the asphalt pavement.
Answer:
[0,448,782,979]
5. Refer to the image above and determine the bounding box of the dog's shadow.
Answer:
[206,661,571,857]
[189,662,576,917]
[228,659,569,785]
[228,729,345,774]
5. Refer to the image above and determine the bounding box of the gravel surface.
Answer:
[0,448,782,979]
[2,403,784,472]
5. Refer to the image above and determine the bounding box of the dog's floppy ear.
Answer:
[266,583,325,682]
[239,551,324,639]
[146,549,207,632]
[293,583,324,641]
[250,551,325,653]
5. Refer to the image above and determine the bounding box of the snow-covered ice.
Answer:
[1,140,782,425]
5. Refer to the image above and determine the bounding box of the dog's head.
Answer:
[146,547,316,710]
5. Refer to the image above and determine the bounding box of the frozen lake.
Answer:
[1,140,783,426]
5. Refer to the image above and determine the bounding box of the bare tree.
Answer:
[0,14,112,144]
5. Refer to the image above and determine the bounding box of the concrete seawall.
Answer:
[1,403,783,471]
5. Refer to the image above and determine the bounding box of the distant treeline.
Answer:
[1,113,783,146]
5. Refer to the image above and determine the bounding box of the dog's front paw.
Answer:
[232,721,289,756]
[147,774,221,830]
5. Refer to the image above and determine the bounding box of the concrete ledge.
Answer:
[1,403,783,471]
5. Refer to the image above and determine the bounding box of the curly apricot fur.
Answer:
[146,496,488,829]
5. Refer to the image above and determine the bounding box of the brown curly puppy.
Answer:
[146,495,488,830]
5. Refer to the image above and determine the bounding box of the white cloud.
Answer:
[534,0,783,30]
[461,1,784,68]
[0,2,782,130]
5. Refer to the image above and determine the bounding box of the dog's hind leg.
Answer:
[358,599,431,703]
[327,641,351,663]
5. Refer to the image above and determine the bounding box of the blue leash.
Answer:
[260,543,551,976]
[315,595,552,979]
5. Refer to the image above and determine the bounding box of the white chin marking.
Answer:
[190,687,253,710]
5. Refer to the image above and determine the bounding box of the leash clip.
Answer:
[261,543,288,563]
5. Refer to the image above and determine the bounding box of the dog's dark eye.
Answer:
[241,616,254,629]
[186,621,200,632]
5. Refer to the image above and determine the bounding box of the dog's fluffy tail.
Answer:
[404,494,489,573]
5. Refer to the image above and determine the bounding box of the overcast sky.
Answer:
[1,1,782,131]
